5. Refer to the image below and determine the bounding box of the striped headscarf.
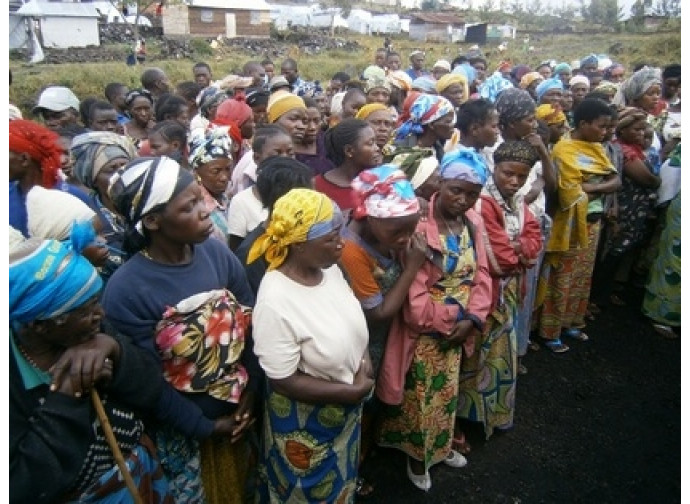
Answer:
[440,146,489,186]
[108,156,195,238]
[247,188,344,271]
[535,104,566,125]
[396,94,455,140]
[351,164,420,220]
[70,131,138,189]
[10,237,102,323]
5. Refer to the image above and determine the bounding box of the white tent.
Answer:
[370,14,402,34]
[15,1,100,48]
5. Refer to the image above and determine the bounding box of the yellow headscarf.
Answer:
[247,188,343,270]
[520,72,543,90]
[435,73,469,103]
[267,92,306,123]
[535,104,566,125]
[355,103,390,120]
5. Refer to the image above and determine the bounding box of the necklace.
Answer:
[437,205,464,237]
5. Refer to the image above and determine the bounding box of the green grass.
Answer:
[9,31,680,117]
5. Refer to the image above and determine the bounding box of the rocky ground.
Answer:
[363,283,680,503]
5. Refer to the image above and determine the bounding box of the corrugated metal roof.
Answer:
[409,12,464,25]
[16,1,100,18]
[189,0,272,11]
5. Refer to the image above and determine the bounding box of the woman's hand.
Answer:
[404,232,428,271]
[49,333,120,398]
[351,356,375,403]
[231,390,256,443]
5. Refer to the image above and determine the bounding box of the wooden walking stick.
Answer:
[90,388,144,504]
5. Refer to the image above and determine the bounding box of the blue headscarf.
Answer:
[535,77,564,102]
[553,62,572,75]
[580,54,599,69]
[452,63,477,85]
[411,75,437,94]
[10,237,103,323]
[479,72,514,103]
[440,147,488,186]
[395,94,455,140]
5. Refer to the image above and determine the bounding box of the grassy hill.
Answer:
[9,30,680,115]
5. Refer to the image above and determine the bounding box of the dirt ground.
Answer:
[363,284,681,503]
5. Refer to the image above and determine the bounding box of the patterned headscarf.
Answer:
[387,71,413,92]
[388,147,438,190]
[495,88,536,125]
[197,86,229,119]
[411,75,438,94]
[70,131,137,189]
[519,72,543,90]
[355,103,389,120]
[493,140,540,167]
[396,94,455,140]
[618,66,662,105]
[440,146,489,186]
[397,91,422,125]
[436,73,469,102]
[535,103,566,125]
[9,119,63,188]
[10,237,102,323]
[535,78,564,102]
[594,81,619,96]
[188,127,233,170]
[247,188,344,271]
[351,164,420,220]
[364,76,392,95]
[108,156,195,238]
[479,72,514,103]
[615,107,647,133]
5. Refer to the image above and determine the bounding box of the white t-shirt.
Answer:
[230,149,258,198]
[253,265,369,384]
[227,187,267,238]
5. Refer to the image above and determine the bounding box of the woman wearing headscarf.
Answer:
[535,99,620,352]
[190,86,228,135]
[71,131,138,281]
[387,147,441,201]
[494,88,556,372]
[535,103,568,148]
[9,119,93,237]
[569,75,591,113]
[364,75,392,106]
[10,234,173,503]
[519,71,544,102]
[456,141,542,438]
[101,157,257,504]
[509,64,531,88]
[592,107,661,308]
[386,70,412,118]
[614,66,662,116]
[248,188,373,503]
[391,94,457,163]
[215,97,255,155]
[356,103,396,151]
[553,62,572,87]
[188,127,234,244]
[478,71,514,103]
[436,72,469,111]
[535,77,565,106]
[603,62,625,84]
[377,148,492,492]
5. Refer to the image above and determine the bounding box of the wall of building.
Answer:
[162,4,190,36]
[40,17,99,48]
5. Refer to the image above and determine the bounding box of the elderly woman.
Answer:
[356,103,396,151]
[364,75,392,106]
[536,99,620,352]
[71,131,138,281]
[391,94,457,163]
[102,157,257,504]
[519,72,544,102]
[535,77,565,106]
[436,72,470,111]
[10,234,173,503]
[248,188,374,503]
[386,70,412,118]
[188,127,234,244]
[457,141,543,439]
[376,148,492,492]
[190,86,228,134]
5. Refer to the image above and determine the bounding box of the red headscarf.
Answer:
[397,91,422,127]
[215,97,253,132]
[8,120,62,188]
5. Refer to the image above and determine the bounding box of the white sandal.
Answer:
[443,449,468,468]
[406,457,431,492]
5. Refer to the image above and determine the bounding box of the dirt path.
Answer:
[364,285,680,503]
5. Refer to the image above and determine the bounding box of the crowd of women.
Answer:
[9,49,680,503]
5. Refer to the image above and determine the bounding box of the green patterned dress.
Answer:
[377,226,476,471]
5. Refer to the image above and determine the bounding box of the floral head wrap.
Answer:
[479,72,514,103]
[395,94,455,140]
[247,188,343,270]
[70,131,137,189]
[364,76,392,95]
[188,127,233,170]
[440,146,488,186]
[9,119,63,188]
[535,104,566,125]
[10,236,102,323]
[351,165,420,220]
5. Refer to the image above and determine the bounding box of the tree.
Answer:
[526,0,544,16]
[421,0,441,10]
